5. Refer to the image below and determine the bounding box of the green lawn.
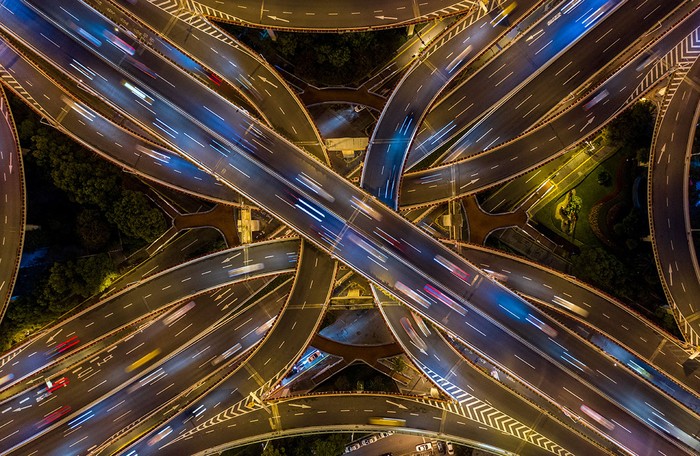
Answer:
[533,151,629,249]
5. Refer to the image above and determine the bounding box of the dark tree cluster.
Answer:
[604,99,656,162]
[17,114,167,246]
[222,26,407,86]
[229,434,350,456]
[0,94,168,350]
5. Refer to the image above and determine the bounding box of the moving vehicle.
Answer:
[491,1,517,26]
[36,377,69,402]
[303,350,322,365]
[580,404,615,430]
[350,196,382,220]
[583,89,609,111]
[434,255,472,283]
[412,311,431,337]
[552,295,589,317]
[526,313,558,337]
[212,343,242,365]
[582,0,614,28]
[228,262,264,277]
[296,173,335,202]
[423,284,467,315]
[368,417,406,426]
[446,44,473,73]
[48,335,80,357]
[163,300,196,326]
[36,405,72,429]
[395,281,432,308]
[147,426,172,446]
[103,30,135,55]
[206,70,223,85]
[122,80,154,104]
[0,373,15,388]
[126,348,161,372]
[400,317,428,353]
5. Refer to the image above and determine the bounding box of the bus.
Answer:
[368,417,406,427]
[126,349,161,373]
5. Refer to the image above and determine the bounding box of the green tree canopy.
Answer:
[261,443,285,456]
[107,190,167,242]
[29,129,121,209]
[606,100,656,153]
[41,254,115,313]
[561,195,582,219]
[312,434,348,456]
[571,247,632,299]
[76,209,112,251]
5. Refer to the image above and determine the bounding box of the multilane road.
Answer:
[0,0,699,454]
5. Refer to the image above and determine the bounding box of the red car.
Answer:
[36,405,71,429]
[48,335,80,358]
[206,71,223,85]
[36,377,69,402]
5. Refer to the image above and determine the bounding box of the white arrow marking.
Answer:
[267,15,290,23]
[288,403,311,409]
[668,264,673,286]
[657,143,666,164]
[386,399,408,410]
[258,76,278,89]
[375,15,398,20]
[579,116,595,132]
[8,152,12,174]
[46,328,63,344]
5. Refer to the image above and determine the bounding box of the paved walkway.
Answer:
[299,84,387,111]
[146,190,239,256]
[310,334,411,385]
[462,195,527,244]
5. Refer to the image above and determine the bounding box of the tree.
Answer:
[29,131,120,209]
[597,169,612,186]
[561,194,582,219]
[571,247,632,299]
[605,100,656,154]
[76,209,111,251]
[107,190,167,242]
[389,355,407,373]
[261,442,285,456]
[40,254,116,312]
[312,434,348,456]
[333,375,351,391]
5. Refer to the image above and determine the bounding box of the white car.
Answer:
[416,442,433,452]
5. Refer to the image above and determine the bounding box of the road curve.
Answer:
[648,55,700,348]
[0,86,25,324]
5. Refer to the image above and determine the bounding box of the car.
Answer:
[437,441,446,453]
[206,70,223,85]
[416,442,433,452]
[36,405,71,429]
[446,442,455,454]
[147,426,173,446]
[36,377,69,402]
[305,350,321,364]
[48,335,80,357]
[0,373,14,387]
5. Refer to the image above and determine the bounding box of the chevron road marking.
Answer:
[419,364,574,455]
[626,27,700,109]
[0,64,52,120]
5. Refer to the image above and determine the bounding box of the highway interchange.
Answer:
[0,0,699,455]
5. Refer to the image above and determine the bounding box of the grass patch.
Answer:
[533,151,628,248]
